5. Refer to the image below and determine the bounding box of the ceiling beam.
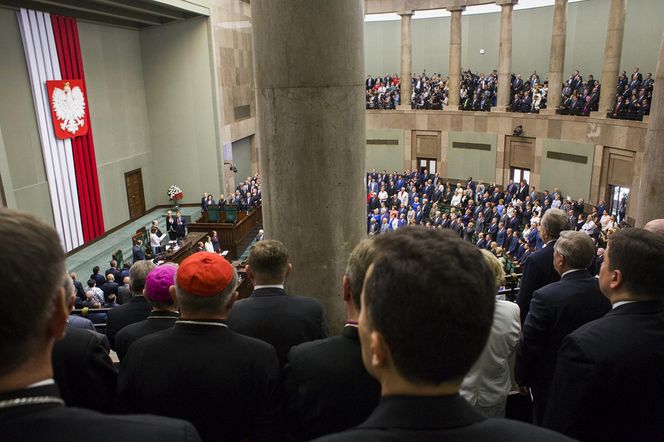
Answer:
[32,0,165,25]
[89,0,188,21]
[0,0,142,29]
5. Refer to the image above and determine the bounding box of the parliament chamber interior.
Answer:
[1,0,664,441]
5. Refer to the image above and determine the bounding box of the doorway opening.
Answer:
[608,185,629,223]
[418,158,436,175]
[510,167,531,185]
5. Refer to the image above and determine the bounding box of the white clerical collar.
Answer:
[561,268,585,278]
[612,300,638,309]
[26,379,55,389]
[253,284,284,290]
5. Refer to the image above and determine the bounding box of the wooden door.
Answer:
[125,169,145,220]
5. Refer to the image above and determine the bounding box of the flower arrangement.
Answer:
[168,185,184,201]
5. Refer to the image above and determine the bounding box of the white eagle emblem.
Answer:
[51,82,86,134]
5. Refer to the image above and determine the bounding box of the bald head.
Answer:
[644,219,664,236]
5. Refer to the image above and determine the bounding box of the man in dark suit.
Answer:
[69,272,86,306]
[132,240,146,262]
[118,252,282,441]
[314,229,570,442]
[53,275,117,413]
[117,275,132,304]
[544,228,664,441]
[284,239,380,441]
[517,208,570,323]
[105,260,155,350]
[100,273,119,300]
[175,211,187,240]
[228,239,328,366]
[105,260,121,282]
[90,265,106,287]
[115,264,180,361]
[0,208,201,442]
[516,231,610,424]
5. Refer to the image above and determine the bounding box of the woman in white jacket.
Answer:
[460,249,521,417]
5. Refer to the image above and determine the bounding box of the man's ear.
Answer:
[284,263,293,280]
[225,291,239,312]
[168,285,178,307]
[342,275,351,303]
[245,265,254,283]
[369,330,390,370]
[610,268,623,290]
[49,287,69,341]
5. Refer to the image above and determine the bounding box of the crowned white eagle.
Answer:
[51,82,86,134]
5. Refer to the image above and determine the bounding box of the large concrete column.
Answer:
[497,0,517,110]
[399,11,414,108]
[636,32,664,226]
[251,0,366,332]
[597,0,626,115]
[447,6,465,108]
[543,0,567,114]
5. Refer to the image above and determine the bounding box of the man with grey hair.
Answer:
[118,252,282,441]
[0,208,200,441]
[517,208,570,323]
[516,230,610,424]
[283,239,380,440]
[105,260,156,350]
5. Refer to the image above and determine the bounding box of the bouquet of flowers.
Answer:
[167,185,184,201]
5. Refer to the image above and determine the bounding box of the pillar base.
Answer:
[397,104,412,110]
[443,105,461,111]
[590,111,608,119]
[539,108,558,116]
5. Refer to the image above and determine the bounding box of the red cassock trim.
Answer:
[51,14,105,242]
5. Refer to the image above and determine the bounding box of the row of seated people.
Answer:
[368,66,656,120]
[459,70,498,111]
[366,170,620,278]
[366,74,401,109]
[609,67,654,120]
[508,72,548,113]
[4,206,664,442]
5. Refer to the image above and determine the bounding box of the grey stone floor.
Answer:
[66,206,201,279]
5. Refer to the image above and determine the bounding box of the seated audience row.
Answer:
[610,67,653,120]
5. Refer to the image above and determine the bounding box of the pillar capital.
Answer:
[397,10,414,17]
[495,0,518,6]
[447,5,466,13]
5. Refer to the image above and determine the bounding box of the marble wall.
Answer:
[208,0,257,194]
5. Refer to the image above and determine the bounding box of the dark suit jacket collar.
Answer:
[360,394,485,430]
[251,287,287,297]
[148,310,179,319]
[0,384,64,418]
[608,300,664,317]
[561,269,591,281]
[129,295,148,304]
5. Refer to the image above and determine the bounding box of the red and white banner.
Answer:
[18,9,104,251]
[46,79,89,139]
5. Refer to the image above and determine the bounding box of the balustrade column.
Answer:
[596,0,626,116]
[636,32,664,226]
[447,6,465,108]
[543,0,567,114]
[251,0,366,332]
[399,11,414,108]
[496,0,517,110]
